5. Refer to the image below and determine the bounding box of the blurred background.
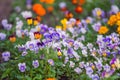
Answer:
[0,0,120,28]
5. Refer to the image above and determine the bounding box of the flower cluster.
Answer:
[1,1,120,80]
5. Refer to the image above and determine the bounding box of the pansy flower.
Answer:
[114,58,120,69]
[91,74,100,80]
[0,33,6,41]
[40,24,48,34]
[21,11,32,19]
[51,32,60,41]
[86,67,93,77]
[18,63,26,72]
[33,18,39,26]
[48,59,54,66]
[2,51,10,61]
[44,33,52,42]
[9,35,16,43]
[32,60,39,68]
[74,67,82,74]
[27,17,33,25]
[34,32,42,39]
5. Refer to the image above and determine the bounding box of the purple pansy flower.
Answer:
[37,41,45,49]
[22,51,28,56]
[0,33,6,40]
[48,59,54,66]
[92,22,101,32]
[74,67,82,74]
[2,51,10,61]
[18,45,26,52]
[51,32,60,41]
[67,48,74,58]
[103,64,110,72]
[18,63,26,72]
[91,74,100,80]
[110,58,116,65]
[40,24,48,34]
[44,33,52,42]
[86,67,93,76]
[32,60,39,68]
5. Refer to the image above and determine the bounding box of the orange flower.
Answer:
[32,4,46,16]
[116,12,120,20]
[79,0,86,5]
[98,26,109,34]
[36,7,46,16]
[45,0,55,4]
[65,12,73,19]
[75,6,83,14]
[32,4,42,11]
[9,35,16,43]
[34,32,42,39]
[76,18,81,25]
[36,16,42,22]
[47,6,54,13]
[117,26,120,34]
[72,0,77,4]
[46,78,56,80]
[72,0,85,5]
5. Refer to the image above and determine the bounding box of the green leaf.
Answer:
[1,68,12,79]
[25,75,32,80]
[33,74,42,80]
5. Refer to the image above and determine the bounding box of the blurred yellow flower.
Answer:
[111,64,116,69]
[56,25,62,30]
[102,52,107,57]
[57,51,62,56]
[61,18,67,31]
[27,18,33,25]
[96,10,102,17]
[33,19,39,26]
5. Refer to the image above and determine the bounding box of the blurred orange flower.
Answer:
[9,35,16,43]
[79,0,86,5]
[45,0,55,4]
[72,0,85,5]
[65,12,73,19]
[98,26,109,34]
[46,78,56,80]
[47,6,54,13]
[36,7,46,16]
[40,0,55,4]
[36,16,42,22]
[32,4,42,11]
[75,6,83,14]
[32,4,46,16]
[72,0,77,4]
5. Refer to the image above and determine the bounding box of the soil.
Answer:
[0,0,13,29]
[59,75,70,80]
